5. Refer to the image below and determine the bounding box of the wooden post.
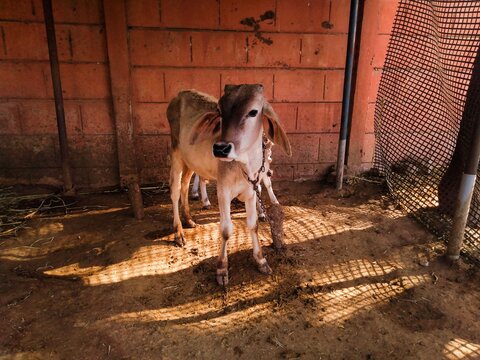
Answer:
[103,0,144,220]
[43,0,75,195]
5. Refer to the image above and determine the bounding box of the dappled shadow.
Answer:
[1,184,479,359]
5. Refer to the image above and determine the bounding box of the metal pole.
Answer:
[43,0,75,195]
[446,47,480,261]
[336,0,360,190]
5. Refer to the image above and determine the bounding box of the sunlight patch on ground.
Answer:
[444,338,480,359]
[42,205,375,286]
[306,274,431,324]
[98,258,429,331]
[0,351,56,360]
[102,280,274,325]
[297,258,402,287]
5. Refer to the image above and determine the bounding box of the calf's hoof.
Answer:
[190,194,200,201]
[174,232,186,247]
[257,259,273,275]
[216,268,229,286]
[258,214,267,222]
[202,205,210,210]
[183,219,196,228]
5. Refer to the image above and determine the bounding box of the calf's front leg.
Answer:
[216,190,232,286]
[245,191,272,275]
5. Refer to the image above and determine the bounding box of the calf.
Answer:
[190,139,279,220]
[167,84,291,285]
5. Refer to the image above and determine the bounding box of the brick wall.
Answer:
[128,0,350,183]
[0,0,117,188]
[0,0,398,188]
[348,0,398,171]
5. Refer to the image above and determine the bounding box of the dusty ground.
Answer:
[0,180,479,360]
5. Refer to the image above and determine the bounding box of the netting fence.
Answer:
[374,0,480,263]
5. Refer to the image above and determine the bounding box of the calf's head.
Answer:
[191,84,291,164]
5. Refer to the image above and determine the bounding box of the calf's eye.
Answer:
[247,109,258,117]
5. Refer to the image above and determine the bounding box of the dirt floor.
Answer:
[0,180,479,360]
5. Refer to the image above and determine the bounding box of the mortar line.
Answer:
[299,38,303,64]
[0,26,6,55]
[272,74,276,100]
[189,35,193,63]
[158,0,162,23]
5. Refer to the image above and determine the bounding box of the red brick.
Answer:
[269,103,297,133]
[362,132,375,163]
[0,63,49,98]
[88,167,119,188]
[132,68,165,102]
[324,70,344,101]
[71,167,90,187]
[0,102,21,134]
[55,64,110,99]
[20,101,81,135]
[164,69,220,99]
[271,164,295,181]
[0,135,58,168]
[0,136,24,168]
[0,22,47,60]
[329,0,351,33]
[52,0,103,24]
[295,163,331,180]
[130,30,191,66]
[319,133,339,163]
[134,103,169,134]
[248,33,300,68]
[221,70,273,101]
[220,0,275,30]
[57,25,107,62]
[274,70,325,102]
[68,135,117,168]
[301,34,347,68]
[136,135,170,169]
[377,0,399,34]
[365,102,376,133]
[297,103,341,133]
[140,167,170,183]
[270,164,294,181]
[0,168,30,185]
[273,133,319,164]
[80,101,115,134]
[0,0,43,21]
[277,0,350,33]
[373,34,390,68]
[162,0,218,28]
[192,32,247,67]
[368,69,382,102]
[29,168,63,186]
[126,0,162,27]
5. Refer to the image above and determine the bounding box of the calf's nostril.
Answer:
[213,143,232,158]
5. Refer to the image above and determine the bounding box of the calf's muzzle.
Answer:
[213,142,233,158]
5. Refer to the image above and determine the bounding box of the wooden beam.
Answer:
[103,0,144,219]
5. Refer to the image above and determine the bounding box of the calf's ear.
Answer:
[262,102,292,156]
[189,111,221,145]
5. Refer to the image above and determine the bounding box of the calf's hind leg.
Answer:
[180,166,196,228]
[200,179,211,209]
[170,151,186,246]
